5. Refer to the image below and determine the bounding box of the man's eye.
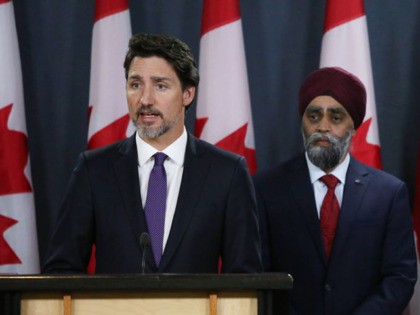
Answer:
[309,114,319,121]
[156,84,166,90]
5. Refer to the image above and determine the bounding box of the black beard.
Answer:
[304,131,352,171]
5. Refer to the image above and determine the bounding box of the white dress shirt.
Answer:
[305,152,350,218]
[136,127,187,252]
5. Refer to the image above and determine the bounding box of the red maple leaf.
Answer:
[351,118,382,169]
[0,104,32,196]
[195,118,257,174]
[0,214,21,265]
[87,105,131,149]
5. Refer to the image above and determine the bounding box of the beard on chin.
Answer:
[132,105,181,139]
[304,130,352,171]
[134,120,170,139]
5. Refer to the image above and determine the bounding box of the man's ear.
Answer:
[182,86,195,107]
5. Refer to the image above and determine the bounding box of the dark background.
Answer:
[11,0,420,265]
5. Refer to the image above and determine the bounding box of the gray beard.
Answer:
[132,105,181,139]
[133,119,173,139]
[304,130,352,171]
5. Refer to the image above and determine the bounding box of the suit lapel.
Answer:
[113,134,153,266]
[288,155,327,264]
[329,157,370,263]
[159,134,209,270]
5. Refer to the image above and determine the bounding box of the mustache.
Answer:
[306,132,340,146]
[135,105,163,118]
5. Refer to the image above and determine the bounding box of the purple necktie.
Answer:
[144,152,167,266]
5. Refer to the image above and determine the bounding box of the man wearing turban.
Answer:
[253,67,417,315]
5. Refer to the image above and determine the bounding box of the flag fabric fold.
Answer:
[195,0,257,174]
[0,0,40,274]
[86,0,133,273]
[320,0,382,169]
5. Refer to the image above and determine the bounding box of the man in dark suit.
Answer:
[43,33,262,274]
[254,67,417,314]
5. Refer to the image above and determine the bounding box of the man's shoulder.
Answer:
[253,153,306,181]
[349,157,406,188]
[188,133,243,163]
[83,135,134,161]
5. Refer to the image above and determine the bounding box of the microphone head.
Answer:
[140,232,150,248]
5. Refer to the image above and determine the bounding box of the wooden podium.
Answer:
[0,273,292,315]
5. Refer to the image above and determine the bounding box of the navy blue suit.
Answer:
[253,154,416,315]
[43,133,262,274]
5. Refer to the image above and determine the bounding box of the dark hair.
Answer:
[124,33,199,108]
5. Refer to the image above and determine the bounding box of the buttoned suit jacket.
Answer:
[43,133,262,274]
[253,153,416,315]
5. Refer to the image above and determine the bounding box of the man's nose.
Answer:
[316,118,330,133]
[140,86,155,106]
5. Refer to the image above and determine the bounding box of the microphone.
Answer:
[139,232,150,274]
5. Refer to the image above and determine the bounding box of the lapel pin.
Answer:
[355,179,362,185]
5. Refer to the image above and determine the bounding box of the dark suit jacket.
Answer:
[43,133,262,274]
[253,153,417,315]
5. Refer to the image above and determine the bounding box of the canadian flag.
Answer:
[88,0,134,149]
[195,0,257,174]
[320,0,382,169]
[86,0,133,273]
[0,0,40,274]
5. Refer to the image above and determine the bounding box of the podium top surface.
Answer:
[0,273,292,292]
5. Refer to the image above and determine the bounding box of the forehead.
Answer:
[128,56,177,78]
[305,95,349,114]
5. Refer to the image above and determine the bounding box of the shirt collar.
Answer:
[136,127,187,166]
[305,152,350,185]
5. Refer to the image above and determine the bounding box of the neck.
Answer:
[140,126,184,151]
[321,152,349,173]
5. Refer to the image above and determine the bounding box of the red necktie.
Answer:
[320,174,340,258]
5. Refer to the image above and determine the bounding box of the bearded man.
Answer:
[253,67,417,315]
[43,33,262,274]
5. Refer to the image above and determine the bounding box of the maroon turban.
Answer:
[298,67,366,129]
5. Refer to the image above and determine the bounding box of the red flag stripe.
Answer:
[201,0,240,36]
[324,0,365,33]
[0,0,11,4]
[94,0,128,23]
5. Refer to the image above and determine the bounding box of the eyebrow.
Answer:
[328,107,347,115]
[305,105,347,115]
[127,74,141,81]
[127,74,174,83]
[305,105,322,114]
[151,76,173,83]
